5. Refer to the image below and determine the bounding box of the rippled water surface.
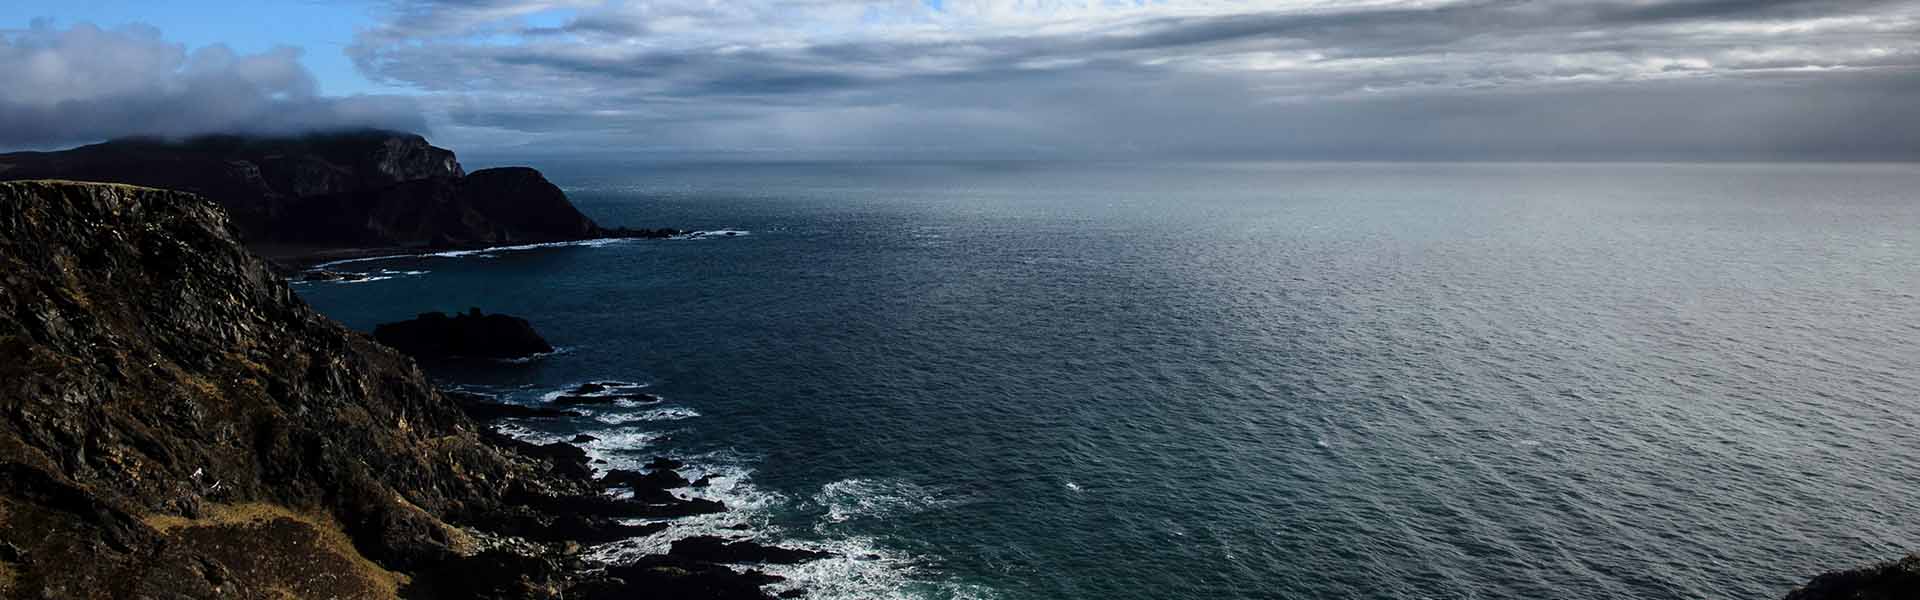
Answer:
[298,161,1920,599]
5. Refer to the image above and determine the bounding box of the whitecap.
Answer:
[490,422,569,446]
[813,478,961,524]
[571,430,671,472]
[595,407,700,425]
[588,460,789,561]
[492,346,573,364]
[759,537,1001,600]
[673,229,751,240]
[312,237,634,268]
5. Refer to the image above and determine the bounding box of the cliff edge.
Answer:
[0,132,635,251]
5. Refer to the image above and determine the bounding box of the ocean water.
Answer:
[296,161,1920,600]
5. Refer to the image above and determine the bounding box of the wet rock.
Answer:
[669,536,833,565]
[585,556,783,600]
[1787,554,1920,600]
[507,488,727,520]
[571,434,600,444]
[505,513,669,546]
[373,308,554,359]
[599,468,692,503]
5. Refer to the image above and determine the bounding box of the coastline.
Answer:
[250,243,427,270]
[0,180,820,599]
[255,229,697,273]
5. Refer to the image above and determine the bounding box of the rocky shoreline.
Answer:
[0,180,821,598]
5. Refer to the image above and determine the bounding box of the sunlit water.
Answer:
[297,161,1920,599]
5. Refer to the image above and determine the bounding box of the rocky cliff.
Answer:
[0,131,632,250]
[0,180,790,598]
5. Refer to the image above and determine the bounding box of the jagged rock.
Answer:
[1786,554,1920,600]
[584,556,783,600]
[0,180,605,597]
[572,383,614,395]
[0,179,791,599]
[510,488,728,520]
[373,308,554,359]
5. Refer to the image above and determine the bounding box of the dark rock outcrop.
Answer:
[0,131,675,251]
[0,180,779,598]
[1786,554,1920,599]
[0,180,593,596]
[587,556,785,600]
[0,131,460,241]
[373,308,554,359]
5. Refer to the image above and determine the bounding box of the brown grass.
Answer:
[146,502,408,599]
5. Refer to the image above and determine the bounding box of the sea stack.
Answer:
[373,308,555,359]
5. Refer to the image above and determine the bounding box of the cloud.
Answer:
[0,20,425,149]
[338,0,1920,159]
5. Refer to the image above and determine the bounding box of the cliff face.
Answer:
[0,131,601,249]
[280,166,597,248]
[0,180,585,597]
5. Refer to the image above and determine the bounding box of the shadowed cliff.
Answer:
[0,131,614,250]
[0,179,590,596]
[0,179,822,599]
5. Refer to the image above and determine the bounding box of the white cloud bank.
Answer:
[0,20,423,149]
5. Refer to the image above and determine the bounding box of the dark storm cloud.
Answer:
[347,0,1920,159]
[0,21,424,149]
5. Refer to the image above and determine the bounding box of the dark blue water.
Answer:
[297,161,1920,600]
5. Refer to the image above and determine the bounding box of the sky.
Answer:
[3,0,1918,160]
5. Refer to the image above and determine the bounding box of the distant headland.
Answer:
[0,130,679,267]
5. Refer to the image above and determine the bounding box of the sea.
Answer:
[295,161,1920,600]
